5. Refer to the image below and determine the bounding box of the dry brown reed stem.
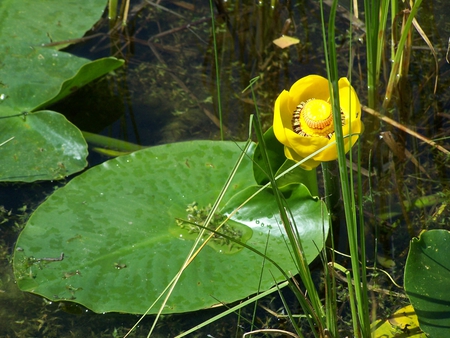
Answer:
[362,105,450,155]
[412,17,438,94]
[381,131,430,178]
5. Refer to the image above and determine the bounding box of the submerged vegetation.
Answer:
[1,0,450,337]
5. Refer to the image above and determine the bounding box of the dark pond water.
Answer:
[1,0,450,337]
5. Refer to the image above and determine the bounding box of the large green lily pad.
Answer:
[13,141,329,314]
[404,229,450,336]
[0,0,123,182]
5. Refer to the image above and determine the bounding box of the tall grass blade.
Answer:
[174,281,290,338]
[320,0,370,336]
[364,0,381,108]
[377,0,390,86]
[247,77,326,336]
[208,0,224,139]
[383,0,423,108]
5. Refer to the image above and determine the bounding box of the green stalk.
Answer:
[323,242,337,337]
[391,0,399,59]
[321,162,339,337]
[208,0,224,140]
[248,79,325,336]
[321,161,340,214]
[376,0,390,84]
[363,0,380,108]
[351,2,370,336]
[108,0,118,20]
[383,0,423,108]
[334,262,359,335]
[357,137,369,333]
[320,0,370,336]
[318,3,339,337]
[175,281,290,337]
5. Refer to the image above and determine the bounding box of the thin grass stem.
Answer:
[383,0,423,108]
[364,0,381,108]
[321,0,370,336]
[249,78,325,336]
[208,0,224,140]
[174,281,290,338]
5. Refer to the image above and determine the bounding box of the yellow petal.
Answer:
[273,90,292,146]
[284,129,329,158]
[341,119,363,153]
[288,75,330,108]
[343,120,363,151]
[284,146,321,170]
[314,119,363,162]
[338,77,361,121]
[312,142,339,161]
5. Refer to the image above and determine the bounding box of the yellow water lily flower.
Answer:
[273,75,362,170]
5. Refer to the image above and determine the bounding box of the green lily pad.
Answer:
[0,0,123,181]
[0,0,109,47]
[404,229,450,336]
[34,57,124,110]
[253,126,286,185]
[274,160,319,196]
[0,0,112,114]
[221,184,326,259]
[13,140,329,314]
[0,111,88,182]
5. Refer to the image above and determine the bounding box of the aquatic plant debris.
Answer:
[175,202,250,254]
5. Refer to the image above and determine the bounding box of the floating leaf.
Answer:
[273,35,300,49]
[0,0,109,47]
[253,126,286,185]
[13,141,328,314]
[371,304,426,337]
[221,183,326,260]
[0,0,123,181]
[376,254,396,269]
[404,229,450,336]
[35,58,124,110]
[0,111,87,182]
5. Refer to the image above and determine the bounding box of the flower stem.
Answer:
[321,161,339,214]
